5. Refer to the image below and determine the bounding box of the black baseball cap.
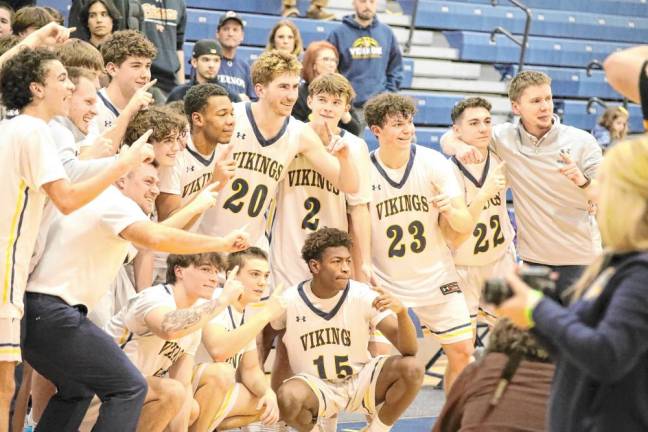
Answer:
[217,11,244,29]
[192,39,223,58]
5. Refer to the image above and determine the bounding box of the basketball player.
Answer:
[0,47,154,431]
[446,97,515,328]
[199,50,359,249]
[274,228,423,432]
[191,248,286,432]
[364,93,474,392]
[80,253,243,432]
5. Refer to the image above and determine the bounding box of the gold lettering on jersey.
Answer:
[182,172,212,198]
[376,194,429,220]
[233,151,284,181]
[142,3,178,21]
[299,327,351,351]
[153,341,184,377]
[481,192,502,210]
[287,169,340,195]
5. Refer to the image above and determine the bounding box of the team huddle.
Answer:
[0,12,603,432]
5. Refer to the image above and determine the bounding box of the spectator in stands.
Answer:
[140,0,187,96]
[215,11,256,101]
[282,0,334,20]
[266,19,303,58]
[442,71,603,302]
[69,0,143,41]
[433,318,554,432]
[11,6,54,36]
[327,0,403,129]
[0,2,13,36]
[292,40,362,135]
[495,136,648,432]
[79,0,122,48]
[167,39,240,103]
[592,106,628,151]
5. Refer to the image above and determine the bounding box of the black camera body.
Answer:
[482,266,557,306]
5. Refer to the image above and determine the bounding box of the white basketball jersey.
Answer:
[105,284,201,377]
[95,88,119,134]
[451,151,515,266]
[369,145,462,307]
[279,280,390,381]
[270,131,371,288]
[199,102,304,245]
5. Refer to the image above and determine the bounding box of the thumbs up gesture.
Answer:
[480,161,507,200]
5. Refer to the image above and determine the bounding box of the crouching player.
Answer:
[190,248,286,432]
[81,253,243,432]
[274,228,424,432]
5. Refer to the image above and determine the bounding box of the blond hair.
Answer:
[251,49,302,86]
[308,72,355,105]
[598,106,629,140]
[572,137,648,299]
[508,70,552,102]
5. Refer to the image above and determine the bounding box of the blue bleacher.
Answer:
[416,1,648,43]
[445,30,633,68]
[560,100,644,132]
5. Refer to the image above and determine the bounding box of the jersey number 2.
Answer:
[313,354,352,379]
[473,215,505,254]
[302,197,321,231]
[223,178,269,217]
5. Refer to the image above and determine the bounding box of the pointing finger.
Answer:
[226,265,239,281]
[141,79,158,92]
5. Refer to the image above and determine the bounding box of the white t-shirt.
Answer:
[27,186,148,310]
[369,145,462,307]
[95,88,120,134]
[0,115,67,319]
[105,284,202,377]
[273,280,391,381]
[269,130,371,288]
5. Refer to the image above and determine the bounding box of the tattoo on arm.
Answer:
[161,299,221,334]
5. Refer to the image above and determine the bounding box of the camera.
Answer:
[482,266,557,306]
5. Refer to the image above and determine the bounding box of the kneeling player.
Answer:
[446,97,516,328]
[191,248,286,432]
[274,228,424,432]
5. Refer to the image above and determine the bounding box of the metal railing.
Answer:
[404,0,420,54]
[490,0,532,72]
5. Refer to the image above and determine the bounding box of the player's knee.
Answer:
[394,356,424,387]
[159,378,186,413]
[189,398,200,425]
[201,363,235,392]
[277,383,302,420]
[445,341,474,367]
[0,362,16,400]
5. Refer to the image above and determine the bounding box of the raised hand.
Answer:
[212,143,236,191]
[220,265,243,305]
[123,79,157,118]
[456,143,484,164]
[326,122,350,160]
[371,285,405,314]
[480,161,507,200]
[190,182,220,213]
[558,151,588,187]
[26,22,75,48]
[263,283,287,320]
[222,227,250,252]
[83,136,114,159]
[119,129,155,168]
[431,180,452,214]
[257,389,280,425]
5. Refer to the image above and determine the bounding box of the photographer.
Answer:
[494,137,648,432]
[433,318,554,432]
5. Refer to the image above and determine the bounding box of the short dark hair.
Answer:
[79,0,122,36]
[0,47,59,111]
[184,83,229,126]
[301,227,352,264]
[364,93,416,128]
[165,253,224,284]
[226,247,268,272]
[12,6,54,35]
[451,97,492,123]
[486,318,551,363]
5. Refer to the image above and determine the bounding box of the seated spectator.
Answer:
[167,39,240,103]
[12,6,55,36]
[266,19,302,58]
[292,40,362,135]
[0,1,13,36]
[79,0,122,48]
[282,0,334,20]
[433,318,554,432]
[215,11,256,101]
[592,106,628,151]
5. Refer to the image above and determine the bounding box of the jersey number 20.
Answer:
[223,179,269,217]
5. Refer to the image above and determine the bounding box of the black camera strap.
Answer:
[478,350,524,423]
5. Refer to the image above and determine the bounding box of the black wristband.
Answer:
[579,175,591,189]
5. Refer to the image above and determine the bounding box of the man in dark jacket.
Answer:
[326,0,402,124]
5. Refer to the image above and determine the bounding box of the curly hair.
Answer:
[364,93,416,128]
[486,318,551,363]
[302,40,338,83]
[79,0,122,36]
[166,253,224,284]
[55,38,104,73]
[251,49,302,87]
[12,6,54,35]
[184,83,229,126]
[100,29,156,67]
[301,227,353,264]
[451,96,492,123]
[124,106,187,146]
[227,247,268,273]
[0,47,59,111]
[0,34,20,57]
[266,19,303,57]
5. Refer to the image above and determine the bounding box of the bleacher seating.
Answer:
[560,100,643,131]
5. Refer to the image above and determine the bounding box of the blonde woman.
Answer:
[494,136,648,432]
[592,106,629,151]
[266,19,303,57]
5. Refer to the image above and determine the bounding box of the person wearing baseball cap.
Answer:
[167,38,241,103]
[215,11,256,101]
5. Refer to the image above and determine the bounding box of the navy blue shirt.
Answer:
[217,55,256,101]
[532,252,648,432]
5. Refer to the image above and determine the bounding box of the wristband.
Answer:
[524,290,544,328]
[578,175,591,189]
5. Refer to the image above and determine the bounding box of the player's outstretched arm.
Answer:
[143,268,243,340]
[603,45,648,103]
[373,288,418,356]
[239,351,280,426]
[42,130,155,215]
[203,285,286,362]
[300,123,359,194]
[0,23,74,68]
